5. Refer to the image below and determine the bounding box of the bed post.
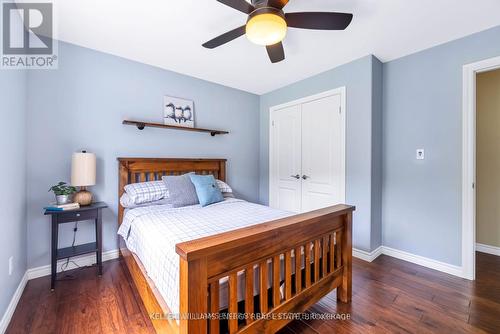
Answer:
[337,211,352,302]
[118,161,128,225]
[218,160,226,182]
[179,257,208,334]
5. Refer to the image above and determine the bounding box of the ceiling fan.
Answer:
[202,0,353,63]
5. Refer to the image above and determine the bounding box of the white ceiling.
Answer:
[52,0,500,94]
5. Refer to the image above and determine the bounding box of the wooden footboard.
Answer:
[175,204,354,334]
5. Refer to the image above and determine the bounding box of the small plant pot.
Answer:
[55,194,72,205]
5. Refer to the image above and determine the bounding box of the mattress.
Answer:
[117,198,294,317]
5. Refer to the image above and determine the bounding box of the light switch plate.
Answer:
[416,149,425,160]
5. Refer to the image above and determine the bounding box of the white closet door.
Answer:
[270,105,302,212]
[301,94,345,212]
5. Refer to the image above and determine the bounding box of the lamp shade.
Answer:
[71,152,96,187]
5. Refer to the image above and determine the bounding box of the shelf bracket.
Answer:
[136,122,146,130]
[210,131,217,137]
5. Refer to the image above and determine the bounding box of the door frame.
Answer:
[462,56,500,280]
[269,87,347,210]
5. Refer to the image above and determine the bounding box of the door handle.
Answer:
[291,174,300,179]
[302,175,309,180]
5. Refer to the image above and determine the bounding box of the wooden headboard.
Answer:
[117,158,226,224]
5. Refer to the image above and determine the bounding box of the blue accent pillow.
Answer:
[189,174,224,207]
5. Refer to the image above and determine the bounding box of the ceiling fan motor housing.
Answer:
[247,6,285,22]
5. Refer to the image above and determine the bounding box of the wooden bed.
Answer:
[118,158,354,334]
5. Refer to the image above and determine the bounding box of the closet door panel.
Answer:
[270,105,302,212]
[301,94,344,212]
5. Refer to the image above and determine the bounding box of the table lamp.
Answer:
[71,151,96,206]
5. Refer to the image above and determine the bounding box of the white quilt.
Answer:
[117,198,292,316]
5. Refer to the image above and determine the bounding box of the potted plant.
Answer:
[49,182,77,205]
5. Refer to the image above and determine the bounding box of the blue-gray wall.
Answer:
[26,41,260,269]
[382,25,500,265]
[0,70,27,317]
[259,55,383,252]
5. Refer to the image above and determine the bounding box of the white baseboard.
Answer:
[0,272,28,334]
[26,249,120,280]
[353,245,465,278]
[381,246,464,277]
[476,243,500,256]
[353,246,383,262]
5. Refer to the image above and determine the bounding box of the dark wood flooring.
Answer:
[6,252,500,333]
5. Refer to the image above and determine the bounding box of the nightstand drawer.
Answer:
[57,209,97,223]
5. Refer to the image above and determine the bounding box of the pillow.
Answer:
[222,192,235,199]
[120,192,137,207]
[189,174,224,207]
[216,179,232,193]
[123,180,167,205]
[120,193,172,209]
[162,173,199,207]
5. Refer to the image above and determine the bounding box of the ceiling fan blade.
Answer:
[217,0,254,14]
[266,42,285,63]
[202,26,246,49]
[285,12,353,30]
[266,0,289,9]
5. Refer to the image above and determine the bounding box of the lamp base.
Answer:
[74,189,93,206]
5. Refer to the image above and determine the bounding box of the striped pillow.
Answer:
[216,179,232,193]
[120,193,172,208]
[124,180,167,205]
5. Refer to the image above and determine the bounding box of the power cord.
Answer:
[57,221,95,281]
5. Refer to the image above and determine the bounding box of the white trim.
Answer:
[353,246,383,262]
[0,272,28,334]
[27,249,119,280]
[269,87,347,210]
[462,55,500,280]
[268,88,347,113]
[476,243,500,256]
[353,246,466,278]
[381,246,465,278]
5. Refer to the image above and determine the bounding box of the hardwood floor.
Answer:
[7,252,500,333]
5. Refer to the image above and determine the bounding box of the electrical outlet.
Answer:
[8,256,13,276]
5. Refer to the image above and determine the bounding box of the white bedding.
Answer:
[117,198,293,316]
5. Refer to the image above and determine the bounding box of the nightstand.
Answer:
[44,202,107,290]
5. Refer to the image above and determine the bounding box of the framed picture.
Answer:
[164,96,194,128]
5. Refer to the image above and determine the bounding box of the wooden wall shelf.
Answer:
[122,120,229,136]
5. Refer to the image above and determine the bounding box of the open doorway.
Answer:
[476,69,500,258]
[463,56,500,280]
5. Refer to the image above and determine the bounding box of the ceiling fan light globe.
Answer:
[246,13,287,46]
